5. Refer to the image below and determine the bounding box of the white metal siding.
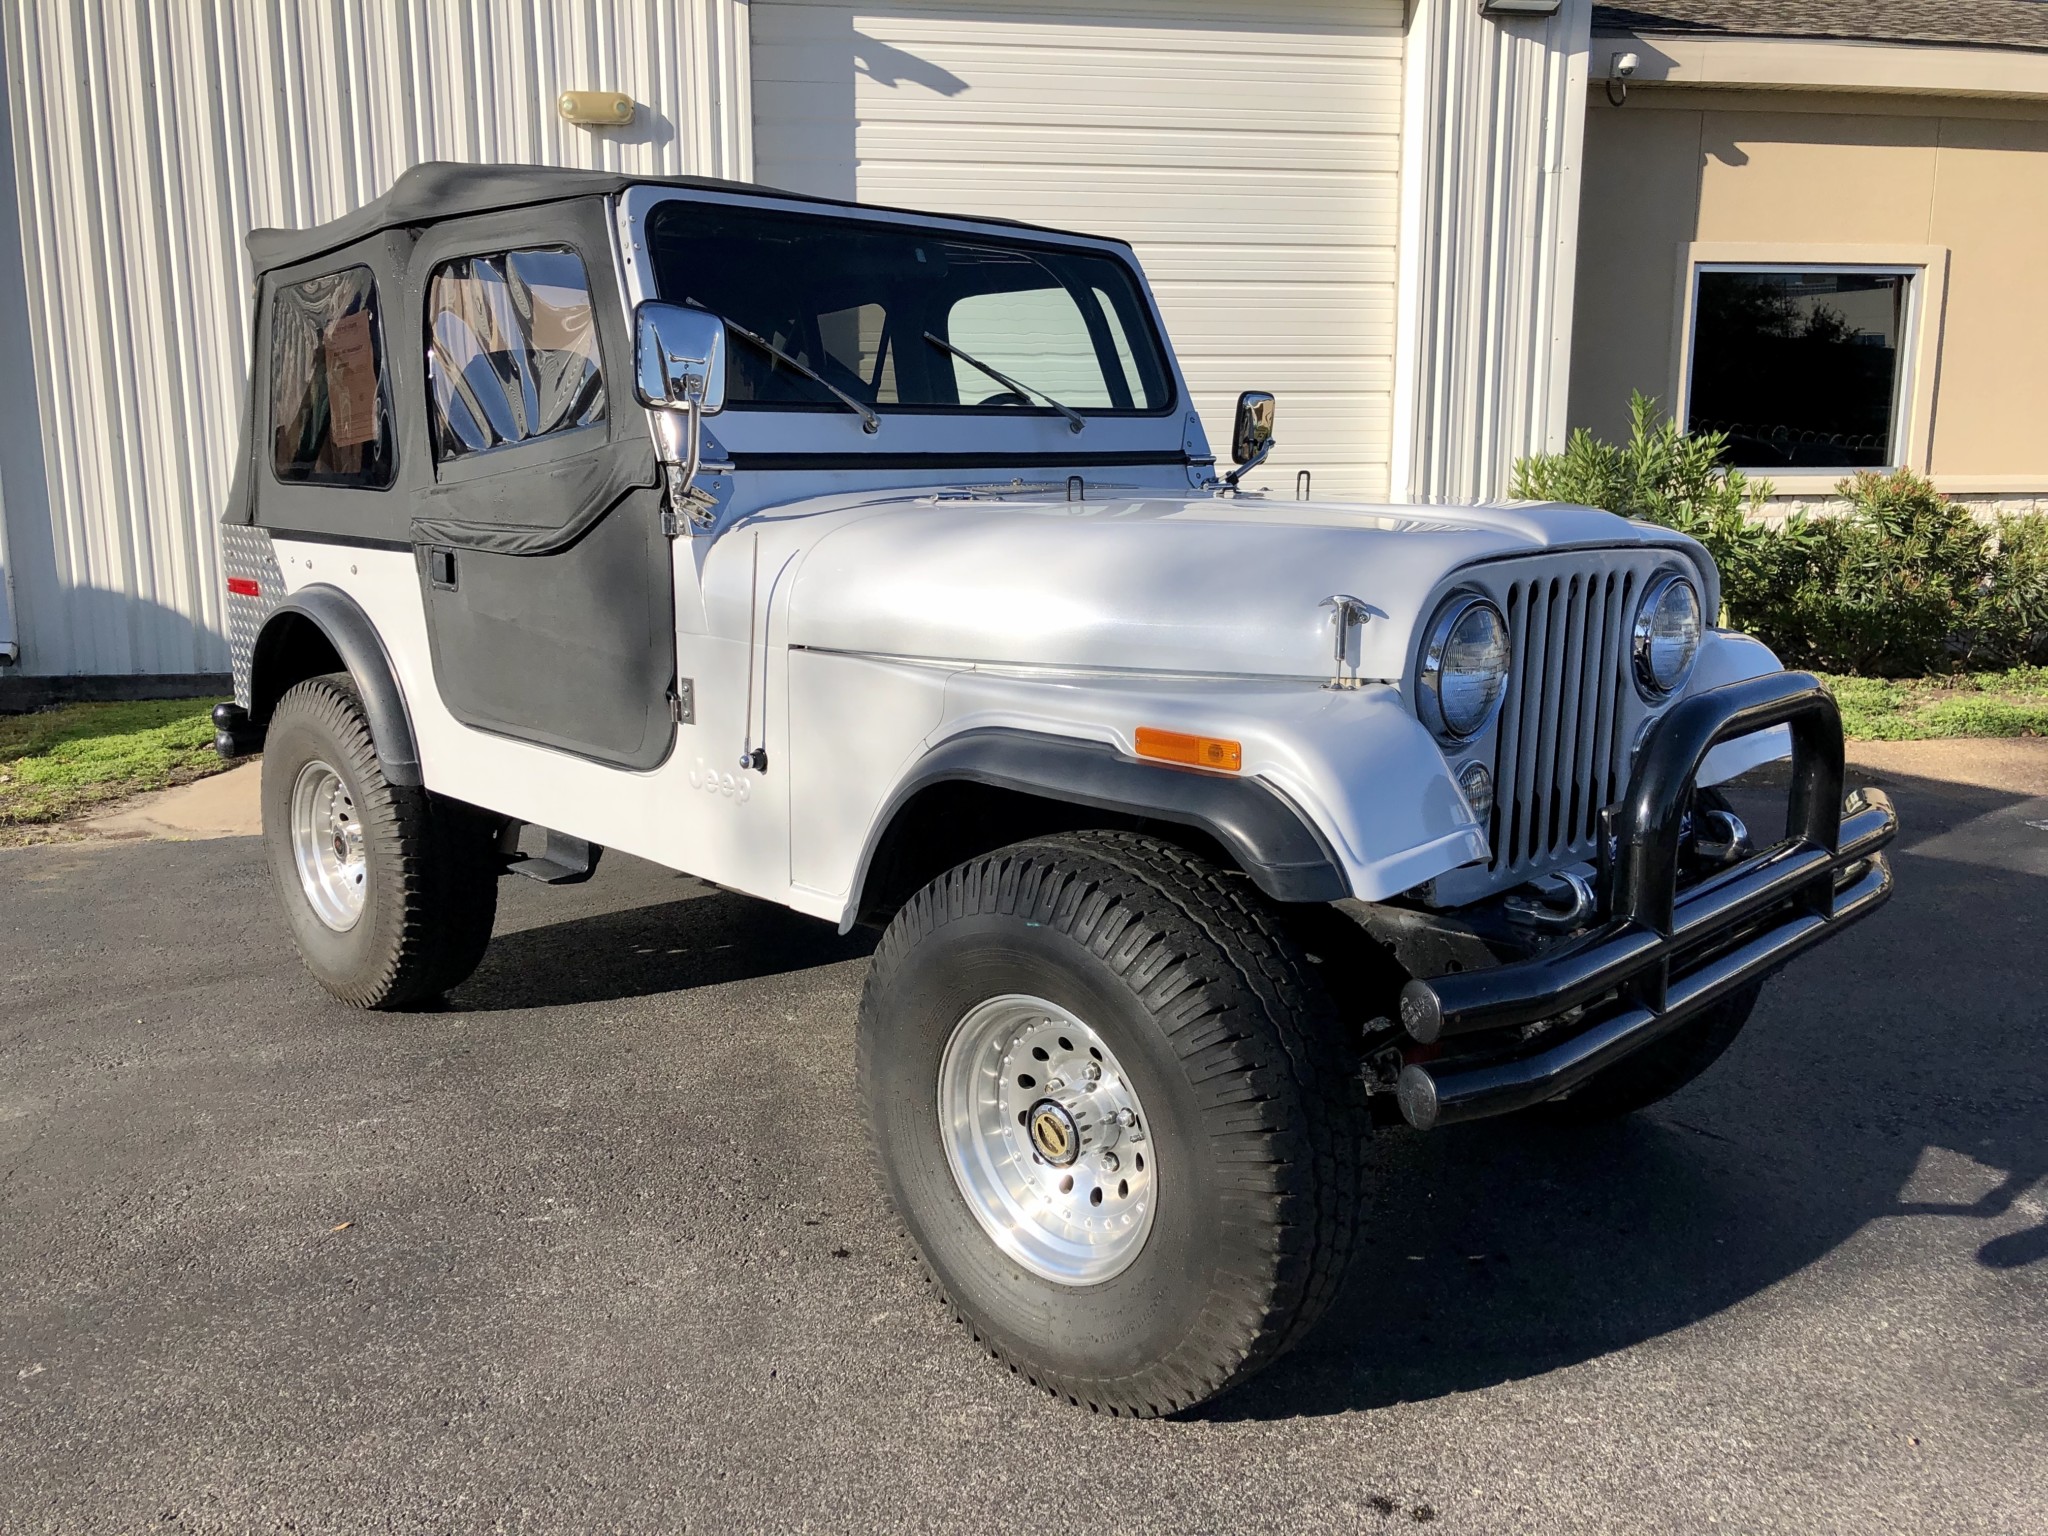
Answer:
[0,0,750,677]
[1390,0,1590,504]
[751,0,1405,500]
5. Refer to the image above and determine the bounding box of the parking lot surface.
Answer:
[2,760,2045,1534]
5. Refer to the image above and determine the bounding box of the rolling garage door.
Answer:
[751,0,1404,499]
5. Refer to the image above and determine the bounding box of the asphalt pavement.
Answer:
[2,757,2044,1534]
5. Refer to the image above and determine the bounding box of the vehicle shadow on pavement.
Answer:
[1201,765,2048,1422]
[443,889,878,1012]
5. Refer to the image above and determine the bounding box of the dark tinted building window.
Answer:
[426,247,607,460]
[1686,268,1912,470]
[271,266,395,488]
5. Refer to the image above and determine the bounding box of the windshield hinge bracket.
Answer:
[668,678,695,725]
[661,464,719,536]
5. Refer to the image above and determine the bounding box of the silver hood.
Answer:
[779,492,1707,682]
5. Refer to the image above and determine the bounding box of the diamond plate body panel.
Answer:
[220,522,284,709]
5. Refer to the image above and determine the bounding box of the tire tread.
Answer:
[858,830,1362,1416]
[266,674,498,1009]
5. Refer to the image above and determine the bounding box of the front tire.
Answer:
[260,674,501,1009]
[858,832,1363,1416]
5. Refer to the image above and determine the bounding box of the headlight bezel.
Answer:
[1417,592,1511,744]
[1631,569,1703,699]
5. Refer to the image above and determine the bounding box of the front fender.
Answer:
[1692,629,1795,785]
[926,671,1488,905]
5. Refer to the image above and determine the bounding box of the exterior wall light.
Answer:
[1479,0,1563,14]
[557,91,635,127]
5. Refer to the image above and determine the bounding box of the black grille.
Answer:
[1488,569,1638,877]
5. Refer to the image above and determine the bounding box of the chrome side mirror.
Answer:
[634,301,727,414]
[634,302,728,532]
[1225,391,1275,486]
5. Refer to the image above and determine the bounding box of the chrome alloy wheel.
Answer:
[289,759,367,932]
[937,994,1157,1285]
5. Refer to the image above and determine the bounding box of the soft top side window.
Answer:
[426,247,607,461]
[270,265,395,489]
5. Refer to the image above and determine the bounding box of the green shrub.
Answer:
[1512,394,2048,676]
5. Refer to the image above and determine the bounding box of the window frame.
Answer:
[265,263,398,493]
[412,226,621,492]
[422,243,610,467]
[1670,242,1949,491]
[637,198,1181,422]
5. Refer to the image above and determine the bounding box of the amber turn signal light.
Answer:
[1135,727,1242,772]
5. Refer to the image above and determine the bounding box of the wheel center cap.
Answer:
[1026,1099,1080,1167]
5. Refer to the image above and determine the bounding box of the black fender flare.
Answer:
[848,727,1350,923]
[251,584,422,787]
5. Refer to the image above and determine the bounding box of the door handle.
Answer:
[427,548,457,590]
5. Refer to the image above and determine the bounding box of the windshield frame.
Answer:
[613,186,1186,443]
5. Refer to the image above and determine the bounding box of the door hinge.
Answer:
[668,678,695,724]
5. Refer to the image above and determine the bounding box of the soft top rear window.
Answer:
[643,202,1173,418]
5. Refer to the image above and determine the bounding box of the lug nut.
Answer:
[1082,1062,1101,1082]
[1098,1152,1119,1173]
[1118,1108,1138,1128]
[1046,1077,1065,1092]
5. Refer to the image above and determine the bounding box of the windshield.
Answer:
[643,201,1174,419]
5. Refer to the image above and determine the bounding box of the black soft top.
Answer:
[246,161,1115,274]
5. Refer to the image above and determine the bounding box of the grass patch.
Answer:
[1820,668,2048,742]
[0,698,229,842]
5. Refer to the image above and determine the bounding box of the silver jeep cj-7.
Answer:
[214,163,1896,1416]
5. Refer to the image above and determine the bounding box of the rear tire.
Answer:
[858,831,1363,1416]
[260,673,501,1009]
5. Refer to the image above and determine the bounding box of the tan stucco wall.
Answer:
[1567,88,2048,489]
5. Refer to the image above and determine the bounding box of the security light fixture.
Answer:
[557,91,634,127]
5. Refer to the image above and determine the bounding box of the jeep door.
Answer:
[402,201,677,770]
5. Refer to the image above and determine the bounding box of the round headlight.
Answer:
[1633,572,1702,697]
[1418,594,1510,741]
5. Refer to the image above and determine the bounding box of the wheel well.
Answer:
[852,780,1239,929]
[249,610,345,725]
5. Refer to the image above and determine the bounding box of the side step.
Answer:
[506,827,603,885]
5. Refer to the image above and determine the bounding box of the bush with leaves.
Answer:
[1512,394,2048,676]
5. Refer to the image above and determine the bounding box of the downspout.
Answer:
[1538,2,1594,461]
[1387,0,1439,505]
[0,470,17,666]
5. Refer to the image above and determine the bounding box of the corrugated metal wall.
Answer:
[1390,0,1590,504]
[0,0,750,677]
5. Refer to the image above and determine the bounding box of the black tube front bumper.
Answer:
[1394,671,1897,1131]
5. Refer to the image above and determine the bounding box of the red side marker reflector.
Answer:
[226,577,261,597]
[1134,726,1242,773]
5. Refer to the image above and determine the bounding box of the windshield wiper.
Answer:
[923,332,1086,435]
[686,299,879,434]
